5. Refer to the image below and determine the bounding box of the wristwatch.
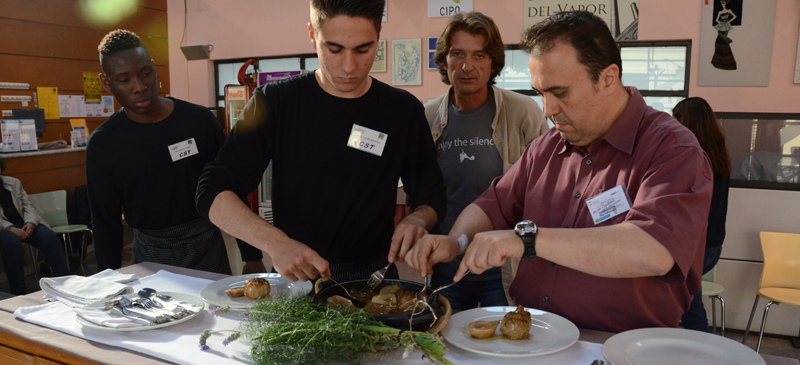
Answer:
[514,220,538,258]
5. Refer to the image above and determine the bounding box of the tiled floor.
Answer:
[2,245,798,362]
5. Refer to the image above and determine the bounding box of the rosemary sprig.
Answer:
[200,295,452,365]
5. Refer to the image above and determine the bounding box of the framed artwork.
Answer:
[427,36,438,70]
[392,38,422,86]
[795,30,800,84]
[699,0,776,86]
[371,39,387,73]
[523,1,639,40]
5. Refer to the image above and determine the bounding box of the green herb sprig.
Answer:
[202,295,452,365]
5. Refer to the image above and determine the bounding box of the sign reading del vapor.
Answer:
[428,0,473,18]
[523,0,639,40]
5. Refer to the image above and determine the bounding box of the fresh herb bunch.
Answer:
[238,295,452,365]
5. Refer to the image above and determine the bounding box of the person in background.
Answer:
[196,0,446,282]
[406,11,713,333]
[0,159,69,295]
[672,97,730,333]
[425,11,548,311]
[87,29,232,274]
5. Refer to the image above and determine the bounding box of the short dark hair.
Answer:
[310,0,385,35]
[98,29,144,73]
[433,12,505,86]
[521,11,621,83]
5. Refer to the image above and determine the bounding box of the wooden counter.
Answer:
[0,147,86,200]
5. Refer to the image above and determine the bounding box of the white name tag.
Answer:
[347,124,388,157]
[168,138,199,162]
[585,185,632,225]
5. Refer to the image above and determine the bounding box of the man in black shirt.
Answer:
[87,30,232,274]
[196,0,446,282]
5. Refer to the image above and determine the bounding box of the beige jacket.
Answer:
[424,85,549,305]
[425,85,549,173]
[0,176,49,231]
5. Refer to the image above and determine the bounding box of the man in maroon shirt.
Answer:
[406,11,713,333]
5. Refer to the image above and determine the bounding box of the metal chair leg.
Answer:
[719,296,725,337]
[79,229,91,275]
[28,245,39,282]
[742,295,760,344]
[61,233,72,272]
[756,301,777,353]
[711,296,717,334]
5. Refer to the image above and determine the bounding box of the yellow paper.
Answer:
[37,87,60,119]
[83,72,102,103]
[69,119,89,137]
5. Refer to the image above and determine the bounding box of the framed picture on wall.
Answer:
[698,0,776,86]
[795,30,800,84]
[392,38,422,86]
[427,36,438,70]
[371,39,387,73]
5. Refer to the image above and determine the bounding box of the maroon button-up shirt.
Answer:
[474,87,713,333]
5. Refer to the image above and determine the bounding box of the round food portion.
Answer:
[224,287,245,298]
[244,277,271,299]
[467,320,500,339]
[500,305,531,340]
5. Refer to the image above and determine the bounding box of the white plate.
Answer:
[199,273,313,309]
[442,306,579,357]
[76,292,204,332]
[602,328,766,365]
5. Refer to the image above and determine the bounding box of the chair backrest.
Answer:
[758,231,800,290]
[702,267,716,283]
[27,190,69,227]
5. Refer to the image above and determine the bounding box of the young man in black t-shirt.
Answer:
[87,30,235,273]
[196,0,446,282]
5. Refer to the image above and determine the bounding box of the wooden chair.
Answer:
[742,231,800,352]
[27,190,92,275]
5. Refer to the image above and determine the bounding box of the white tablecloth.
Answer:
[15,270,603,365]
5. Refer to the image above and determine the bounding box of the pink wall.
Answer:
[639,0,800,114]
[168,0,800,113]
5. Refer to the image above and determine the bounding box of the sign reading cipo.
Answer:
[428,0,473,18]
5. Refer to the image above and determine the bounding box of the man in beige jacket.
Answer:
[423,12,548,311]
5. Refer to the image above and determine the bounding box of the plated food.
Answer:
[443,306,579,357]
[467,305,532,340]
[200,273,313,309]
[224,277,271,299]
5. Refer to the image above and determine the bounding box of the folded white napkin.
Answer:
[72,307,148,328]
[42,269,139,304]
[40,274,133,308]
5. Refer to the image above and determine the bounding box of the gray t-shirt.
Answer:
[435,88,502,279]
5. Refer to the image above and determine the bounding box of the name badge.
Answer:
[168,138,199,162]
[347,124,388,157]
[585,185,632,225]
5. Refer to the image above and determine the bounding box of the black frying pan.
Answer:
[314,278,445,331]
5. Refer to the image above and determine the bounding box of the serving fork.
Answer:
[366,262,393,290]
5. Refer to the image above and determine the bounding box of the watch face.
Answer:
[515,220,536,236]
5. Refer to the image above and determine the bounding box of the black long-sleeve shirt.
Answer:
[706,175,729,248]
[86,98,225,270]
[197,74,446,263]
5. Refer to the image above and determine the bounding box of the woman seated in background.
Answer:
[0,159,69,295]
[672,97,731,332]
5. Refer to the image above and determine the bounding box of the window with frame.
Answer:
[495,40,692,115]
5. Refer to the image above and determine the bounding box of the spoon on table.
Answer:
[138,288,195,315]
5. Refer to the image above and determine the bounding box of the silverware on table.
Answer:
[108,306,154,326]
